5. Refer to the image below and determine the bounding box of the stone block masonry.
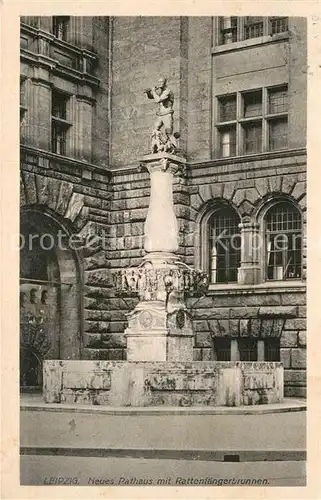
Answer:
[103,153,306,397]
[186,288,306,398]
[43,360,283,407]
[111,17,189,166]
[20,16,307,401]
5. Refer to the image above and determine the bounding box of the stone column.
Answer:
[74,95,93,162]
[230,339,240,361]
[238,217,261,285]
[28,73,52,150]
[257,340,265,361]
[144,155,179,254]
[124,153,195,362]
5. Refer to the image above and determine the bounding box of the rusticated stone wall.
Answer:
[102,151,306,398]
[21,154,307,397]
[20,153,115,361]
[20,16,307,398]
[187,289,306,398]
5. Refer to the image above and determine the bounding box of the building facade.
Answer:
[20,16,307,397]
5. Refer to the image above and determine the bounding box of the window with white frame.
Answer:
[207,206,241,284]
[216,16,288,45]
[216,85,288,158]
[265,201,302,281]
[51,89,71,156]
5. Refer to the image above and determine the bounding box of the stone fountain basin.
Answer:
[43,360,283,407]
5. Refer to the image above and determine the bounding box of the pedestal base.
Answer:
[125,300,194,362]
[43,360,284,407]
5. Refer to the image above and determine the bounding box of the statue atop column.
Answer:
[144,77,180,154]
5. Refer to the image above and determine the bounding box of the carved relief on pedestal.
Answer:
[166,308,194,337]
[20,284,54,388]
[125,302,168,336]
[114,266,210,299]
[138,311,154,329]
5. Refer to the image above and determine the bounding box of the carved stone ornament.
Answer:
[138,310,154,329]
[176,309,185,329]
[113,266,209,297]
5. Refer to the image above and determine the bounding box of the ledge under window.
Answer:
[212,32,289,55]
[207,280,305,295]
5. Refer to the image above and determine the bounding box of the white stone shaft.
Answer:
[144,159,178,253]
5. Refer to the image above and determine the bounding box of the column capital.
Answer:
[238,219,260,231]
[139,152,186,176]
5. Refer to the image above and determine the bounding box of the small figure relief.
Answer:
[20,291,27,310]
[183,269,191,290]
[20,287,52,379]
[138,310,154,329]
[125,269,139,292]
[20,286,53,326]
[39,289,49,321]
[144,77,180,154]
[176,309,186,329]
[28,287,39,318]
[146,269,157,293]
[21,288,40,320]
[163,272,174,293]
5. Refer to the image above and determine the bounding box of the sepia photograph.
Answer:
[16,13,307,490]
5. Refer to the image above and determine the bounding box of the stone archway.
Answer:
[20,206,82,392]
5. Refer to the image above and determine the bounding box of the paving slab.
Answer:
[20,401,306,456]
[21,395,306,415]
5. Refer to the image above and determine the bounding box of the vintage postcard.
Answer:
[1,1,321,499]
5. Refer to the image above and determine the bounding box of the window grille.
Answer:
[215,85,288,157]
[244,17,264,39]
[243,90,262,118]
[209,207,241,283]
[270,17,288,35]
[269,118,288,150]
[243,121,262,153]
[265,202,302,280]
[218,95,237,122]
[239,338,257,361]
[268,86,288,114]
[264,339,280,361]
[214,338,231,361]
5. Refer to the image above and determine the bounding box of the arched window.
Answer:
[206,205,241,284]
[265,201,302,281]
